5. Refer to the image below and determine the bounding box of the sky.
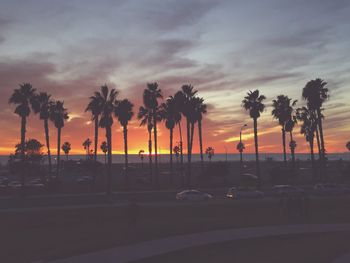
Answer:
[0,0,350,155]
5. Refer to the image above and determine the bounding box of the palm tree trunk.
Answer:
[123,125,129,190]
[66,153,68,161]
[282,127,287,167]
[198,120,204,173]
[153,111,159,189]
[317,108,327,180]
[169,128,173,186]
[56,127,61,177]
[44,118,52,177]
[309,136,316,182]
[290,131,296,175]
[178,122,184,187]
[20,116,26,193]
[106,126,112,196]
[93,117,99,187]
[253,118,261,189]
[315,123,321,159]
[148,129,153,183]
[186,118,191,186]
[104,152,106,165]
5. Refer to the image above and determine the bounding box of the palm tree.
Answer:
[297,107,317,181]
[173,92,185,186]
[49,100,69,177]
[138,106,153,183]
[9,83,36,191]
[97,85,118,195]
[346,142,350,152]
[100,141,108,165]
[143,83,162,189]
[176,85,197,186]
[61,142,71,160]
[193,97,207,173]
[242,90,266,188]
[86,93,103,166]
[31,92,54,176]
[271,95,297,166]
[285,118,297,173]
[115,99,134,190]
[205,147,215,162]
[160,97,177,186]
[302,79,329,180]
[82,138,92,159]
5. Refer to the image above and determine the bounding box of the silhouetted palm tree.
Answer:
[242,90,266,188]
[297,107,317,180]
[285,117,297,173]
[100,141,108,165]
[83,138,92,160]
[86,93,103,165]
[272,95,297,166]
[143,83,162,189]
[205,147,214,162]
[193,97,207,172]
[236,141,245,166]
[61,142,71,160]
[115,99,134,190]
[97,85,118,195]
[49,100,69,177]
[138,106,153,183]
[174,92,185,186]
[160,96,177,185]
[9,83,36,191]
[302,79,329,179]
[346,142,350,152]
[177,85,197,186]
[31,92,54,176]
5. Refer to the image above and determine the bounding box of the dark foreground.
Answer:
[1,196,350,262]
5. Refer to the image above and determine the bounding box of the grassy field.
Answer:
[133,232,350,263]
[1,197,350,262]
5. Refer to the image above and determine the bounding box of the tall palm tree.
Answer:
[139,150,145,169]
[49,100,69,177]
[100,141,108,165]
[302,79,329,162]
[297,106,317,181]
[173,92,185,186]
[86,93,103,165]
[143,83,162,189]
[31,92,54,177]
[8,83,36,190]
[193,97,207,173]
[82,138,92,159]
[176,85,197,186]
[97,85,118,195]
[115,99,134,190]
[271,95,297,166]
[205,147,215,162]
[138,106,153,183]
[160,97,177,186]
[236,141,245,166]
[61,141,71,160]
[242,90,266,189]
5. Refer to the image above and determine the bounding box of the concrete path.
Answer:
[333,251,350,263]
[51,224,350,263]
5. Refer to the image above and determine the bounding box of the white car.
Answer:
[176,190,212,201]
[226,187,264,199]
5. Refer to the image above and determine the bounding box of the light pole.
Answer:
[224,146,228,162]
[239,124,247,171]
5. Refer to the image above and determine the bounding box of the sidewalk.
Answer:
[51,224,350,263]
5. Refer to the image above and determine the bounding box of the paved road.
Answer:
[50,224,350,263]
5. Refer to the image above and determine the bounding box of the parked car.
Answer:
[226,187,264,199]
[8,181,22,189]
[271,185,303,196]
[176,190,212,201]
[76,176,93,184]
[313,183,346,196]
